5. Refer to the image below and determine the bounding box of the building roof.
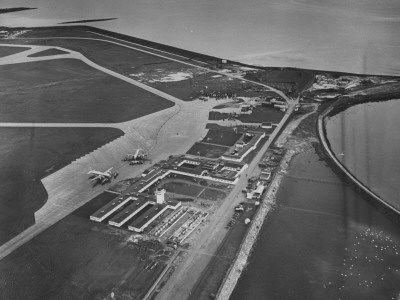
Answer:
[91,195,132,220]
[128,203,167,230]
[108,197,153,224]
[222,161,245,169]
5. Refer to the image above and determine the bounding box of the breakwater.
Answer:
[317,103,400,215]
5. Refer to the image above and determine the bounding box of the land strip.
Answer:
[155,100,295,300]
[9,35,291,102]
[0,32,296,299]
[215,105,316,299]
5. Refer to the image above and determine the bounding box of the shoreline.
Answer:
[3,26,400,79]
[317,99,400,216]
[215,148,296,300]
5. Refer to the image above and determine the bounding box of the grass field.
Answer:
[161,181,204,198]
[0,127,123,245]
[0,59,173,123]
[7,37,269,101]
[198,189,227,201]
[186,142,229,159]
[0,197,169,300]
[237,106,284,123]
[0,46,30,58]
[208,111,230,121]
[244,68,315,96]
[202,129,242,147]
[27,48,69,57]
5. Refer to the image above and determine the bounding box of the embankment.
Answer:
[317,102,400,215]
[215,148,296,300]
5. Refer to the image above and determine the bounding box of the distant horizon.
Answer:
[1,0,400,75]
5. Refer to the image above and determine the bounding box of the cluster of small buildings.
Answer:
[222,132,265,162]
[89,122,277,235]
[90,189,181,232]
[261,97,288,112]
[199,90,236,100]
[244,147,285,201]
[89,155,248,233]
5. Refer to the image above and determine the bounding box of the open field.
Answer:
[237,106,284,123]
[17,28,222,65]
[27,48,69,57]
[198,189,227,201]
[0,28,297,300]
[0,127,123,245]
[186,142,229,159]
[0,46,30,58]
[210,106,284,124]
[201,129,242,147]
[0,196,169,300]
[160,182,204,198]
[6,36,274,101]
[245,68,315,96]
[0,58,173,123]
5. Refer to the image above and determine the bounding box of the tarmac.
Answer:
[0,37,293,264]
[0,44,228,260]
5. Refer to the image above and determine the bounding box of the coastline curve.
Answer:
[317,101,400,215]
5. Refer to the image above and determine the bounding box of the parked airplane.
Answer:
[123,149,147,161]
[88,167,115,184]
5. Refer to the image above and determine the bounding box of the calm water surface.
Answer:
[326,99,400,211]
[1,0,400,75]
[231,149,400,300]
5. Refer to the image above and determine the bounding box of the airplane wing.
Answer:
[88,170,103,176]
[105,167,113,174]
[90,174,102,181]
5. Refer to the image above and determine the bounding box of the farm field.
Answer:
[0,127,123,245]
[186,142,228,159]
[0,59,173,123]
[0,46,30,58]
[202,129,242,147]
[0,196,169,300]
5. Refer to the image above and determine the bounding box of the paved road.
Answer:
[157,99,295,300]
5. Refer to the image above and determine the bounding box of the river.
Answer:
[231,148,400,300]
[1,0,400,75]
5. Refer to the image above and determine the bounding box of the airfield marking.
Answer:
[11,36,292,102]
[0,34,296,264]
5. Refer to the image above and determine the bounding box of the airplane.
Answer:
[88,167,115,184]
[122,149,148,161]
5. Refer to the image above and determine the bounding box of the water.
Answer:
[1,0,400,75]
[231,149,400,300]
[326,99,400,211]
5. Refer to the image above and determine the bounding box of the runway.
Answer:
[0,36,291,260]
